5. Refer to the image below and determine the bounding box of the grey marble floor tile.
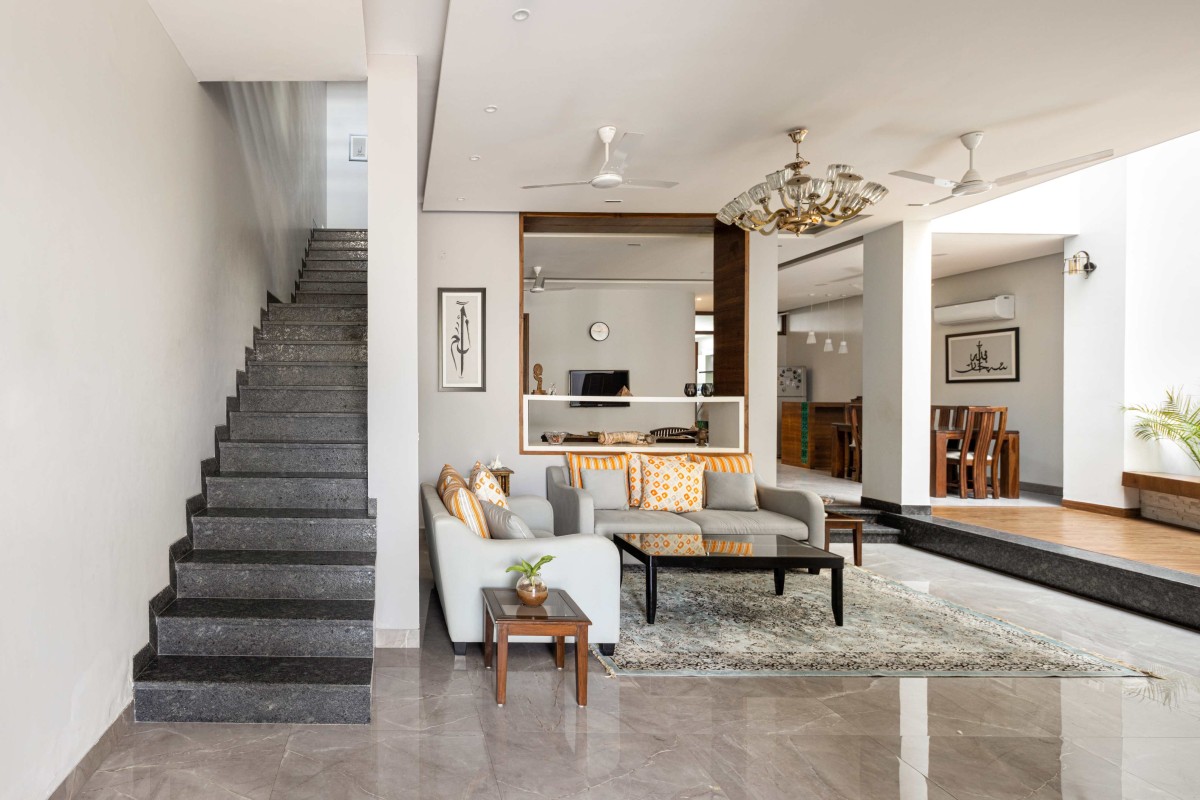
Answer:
[1072,737,1199,799]
[484,731,727,799]
[682,732,958,800]
[270,728,500,799]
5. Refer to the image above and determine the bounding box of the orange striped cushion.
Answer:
[640,458,705,512]
[469,461,508,509]
[704,539,754,556]
[628,453,689,508]
[443,486,489,538]
[690,453,755,474]
[621,533,705,556]
[565,453,630,489]
[437,464,467,499]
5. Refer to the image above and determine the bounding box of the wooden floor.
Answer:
[932,506,1200,577]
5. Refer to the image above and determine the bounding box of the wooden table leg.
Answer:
[495,627,508,707]
[831,567,844,626]
[1001,434,1020,498]
[554,636,565,670]
[574,624,588,707]
[931,432,949,497]
[852,519,863,567]
[831,429,845,478]
[483,605,493,669]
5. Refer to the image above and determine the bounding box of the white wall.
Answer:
[327,81,369,227]
[367,55,420,643]
[0,1,325,796]
[932,255,1065,489]
[749,233,779,485]
[780,297,864,402]
[525,288,697,436]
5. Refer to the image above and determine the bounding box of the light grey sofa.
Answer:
[545,466,827,548]
[419,483,620,655]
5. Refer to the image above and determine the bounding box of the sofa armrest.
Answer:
[426,524,619,645]
[757,485,827,548]
[546,466,595,535]
[506,495,554,533]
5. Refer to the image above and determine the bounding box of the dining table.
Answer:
[930,426,1021,498]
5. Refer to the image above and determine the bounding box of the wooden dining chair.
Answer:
[946,406,1007,498]
[847,404,863,482]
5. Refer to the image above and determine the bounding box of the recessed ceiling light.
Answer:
[933,252,948,257]
[469,155,481,161]
[626,242,641,246]
[484,105,498,113]
[456,197,466,201]
[604,199,622,203]
[512,8,530,21]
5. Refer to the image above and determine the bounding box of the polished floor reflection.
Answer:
[79,543,1200,799]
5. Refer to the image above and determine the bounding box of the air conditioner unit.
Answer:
[933,295,1016,326]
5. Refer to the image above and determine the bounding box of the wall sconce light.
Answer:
[1064,250,1097,278]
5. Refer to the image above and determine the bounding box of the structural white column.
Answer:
[367,55,421,645]
[861,221,932,510]
[749,232,779,486]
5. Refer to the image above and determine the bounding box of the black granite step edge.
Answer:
[136,655,372,686]
[180,550,375,566]
[160,597,374,621]
[886,513,1200,631]
[195,507,374,519]
[231,411,367,418]
[828,528,899,544]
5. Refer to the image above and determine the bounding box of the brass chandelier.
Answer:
[717,128,888,235]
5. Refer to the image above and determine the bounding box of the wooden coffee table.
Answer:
[824,511,864,566]
[482,587,591,707]
[612,533,844,626]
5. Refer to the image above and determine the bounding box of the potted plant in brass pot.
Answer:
[506,555,555,606]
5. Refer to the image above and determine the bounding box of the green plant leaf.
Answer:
[505,564,530,575]
[1123,388,1200,470]
[528,554,556,575]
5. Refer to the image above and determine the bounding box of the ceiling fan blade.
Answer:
[520,181,591,189]
[601,132,643,175]
[994,150,1113,186]
[907,194,959,207]
[621,179,679,189]
[890,170,959,189]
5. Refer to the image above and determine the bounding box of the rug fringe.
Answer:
[590,645,617,678]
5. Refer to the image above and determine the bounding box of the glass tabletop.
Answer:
[616,532,835,559]
[482,588,588,621]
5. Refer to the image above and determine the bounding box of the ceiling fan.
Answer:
[524,266,575,293]
[521,126,679,191]
[891,132,1112,207]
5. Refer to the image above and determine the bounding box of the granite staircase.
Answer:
[825,504,902,544]
[133,229,376,724]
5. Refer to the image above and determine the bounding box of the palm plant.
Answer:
[1124,389,1200,471]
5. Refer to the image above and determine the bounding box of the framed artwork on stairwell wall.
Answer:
[348,134,368,161]
[945,327,1019,383]
[438,288,486,391]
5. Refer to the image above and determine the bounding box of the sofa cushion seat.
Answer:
[593,509,703,537]
[678,509,809,540]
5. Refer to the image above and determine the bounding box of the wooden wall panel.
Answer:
[712,224,748,396]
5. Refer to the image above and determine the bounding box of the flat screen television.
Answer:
[569,369,630,407]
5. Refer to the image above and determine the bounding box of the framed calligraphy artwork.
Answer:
[438,288,486,391]
[945,327,1019,383]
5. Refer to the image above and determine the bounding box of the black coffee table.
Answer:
[613,533,845,625]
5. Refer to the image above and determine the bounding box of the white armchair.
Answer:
[419,484,620,655]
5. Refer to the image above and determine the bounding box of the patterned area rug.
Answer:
[595,566,1141,677]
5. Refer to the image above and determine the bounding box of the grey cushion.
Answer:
[677,509,809,540]
[480,501,535,540]
[581,468,630,510]
[594,509,702,536]
[704,471,758,511]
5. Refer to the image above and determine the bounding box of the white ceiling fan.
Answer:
[891,132,1112,207]
[521,126,679,191]
[524,266,576,293]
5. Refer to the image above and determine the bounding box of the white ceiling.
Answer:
[147,0,366,81]
[778,233,1065,311]
[423,0,1200,259]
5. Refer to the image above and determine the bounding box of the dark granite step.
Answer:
[309,240,367,251]
[238,385,367,413]
[303,258,367,272]
[192,508,376,551]
[228,411,366,442]
[155,598,374,657]
[134,655,372,723]
[297,291,368,307]
[258,321,366,341]
[311,228,367,241]
[305,250,368,261]
[246,361,367,387]
[268,304,366,323]
[176,550,375,600]
[219,441,367,473]
[252,340,366,363]
[300,270,367,283]
[826,504,884,522]
[297,279,371,294]
[205,474,367,509]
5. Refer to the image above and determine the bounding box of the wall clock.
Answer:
[589,321,610,342]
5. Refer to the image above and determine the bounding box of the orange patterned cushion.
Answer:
[704,539,754,556]
[443,486,489,538]
[566,453,630,489]
[469,461,508,509]
[628,453,689,508]
[437,464,467,499]
[690,453,755,474]
[621,533,705,556]
[640,458,705,512]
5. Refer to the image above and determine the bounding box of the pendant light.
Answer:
[805,296,817,343]
[822,296,834,352]
[837,295,849,355]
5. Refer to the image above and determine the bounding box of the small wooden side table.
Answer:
[482,587,591,707]
[824,511,864,567]
[490,467,514,496]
